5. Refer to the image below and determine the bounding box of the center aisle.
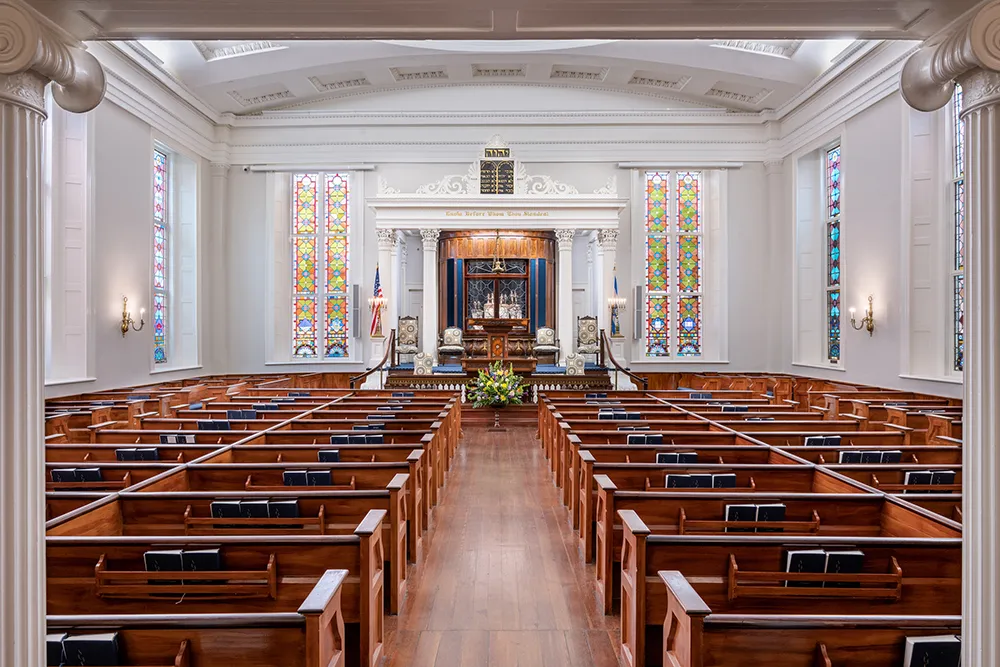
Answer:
[384,426,624,667]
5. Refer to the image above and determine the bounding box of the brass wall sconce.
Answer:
[850,295,875,337]
[120,296,145,337]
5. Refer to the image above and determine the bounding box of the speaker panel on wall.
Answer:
[633,285,644,341]
[352,284,361,338]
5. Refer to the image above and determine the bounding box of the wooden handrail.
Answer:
[351,329,396,389]
[600,329,648,390]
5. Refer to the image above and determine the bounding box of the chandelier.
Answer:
[490,230,507,273]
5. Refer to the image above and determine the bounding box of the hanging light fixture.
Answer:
[490,230,507,274]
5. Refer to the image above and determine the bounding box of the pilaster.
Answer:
[420,228,440,362]
[556,229,576,364]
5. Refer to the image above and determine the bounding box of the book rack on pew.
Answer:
[243,475,356,492]
[94,554,278,600]
[646,476,756,492]
[182,504,328,535]
[870,474,962,493]
[46,471,132,491]
[677,508,821,535]
[727,554,903,601]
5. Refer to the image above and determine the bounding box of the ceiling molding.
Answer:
[549,65,608,81]
[471,64,527,78]
[228,87,295,107]
[705,84,773,106]
[193,40,287,62]
[307,75,372,93]
[389,66,449,81]
[627,72,692,92]
[711,39,804,59]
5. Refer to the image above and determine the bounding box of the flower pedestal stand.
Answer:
[487,409,507,432]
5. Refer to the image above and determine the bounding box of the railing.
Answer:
[600,329,648,390]
[350,329,396,389]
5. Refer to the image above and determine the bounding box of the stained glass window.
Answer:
[292,173,351,358]
[952,85,965,372]
[644,171,703,357]
[825,146,842,363]
[153,149,168,364]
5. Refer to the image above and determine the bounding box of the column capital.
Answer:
[598,228,619,251]
[555,228,575,250]
[420,227,440,250]
[377,227,398,251]
[0,0,106,113]
[763,159,785,175]
[900,0,1000,112]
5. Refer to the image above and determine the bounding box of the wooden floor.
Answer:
[384,426,624,667]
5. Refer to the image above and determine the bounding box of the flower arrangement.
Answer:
[467,361,526,408]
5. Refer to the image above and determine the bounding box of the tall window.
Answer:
[644,170,703,357]
[152,149,168,364]
[951,85,965,372]
[825,146,842,364]
[292,173,351,358]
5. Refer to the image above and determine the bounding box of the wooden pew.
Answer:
[47,516,385,666]
[47,569,360,667]
[45,462,181,491]
[653,570,961,667]
[618,509,961,667]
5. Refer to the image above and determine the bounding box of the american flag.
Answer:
[370,265,383,336]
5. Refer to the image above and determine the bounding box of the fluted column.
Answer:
[555,229,575,363]
[420,228,440,363]
[596,229,619,336]
[763,159,785,371]
[900,3,1000,664]
[209,163,230,372]
[0,1,106,664]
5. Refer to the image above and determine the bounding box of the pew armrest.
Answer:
[618,509,651,537]
[594,474,617,491]
[578,450,596,464]
[299,569,348,667]
[567,434,581,446]
[659,570,711,667]
[406,449,424,463]
[355,509,388,536]
[387,473,409,492]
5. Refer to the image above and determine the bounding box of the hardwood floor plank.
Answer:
[383,426,624,667]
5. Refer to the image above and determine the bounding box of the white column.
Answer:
[396,234,407,322]
[586,242,596,316]
[209,162,230,372]
[555,229,575,363]
[900,4,1000,664]
[389,231,400,328]
[0,2,106,663]
[420,228,440,363]
[763,159,785,371]
[597,229,619,335]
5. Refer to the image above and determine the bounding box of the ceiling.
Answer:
[29,0,984,41]
[124,38,879,115]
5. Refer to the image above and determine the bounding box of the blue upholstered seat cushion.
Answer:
[433,364,465,374]
[390,363,414,371]
[535,364,566,375]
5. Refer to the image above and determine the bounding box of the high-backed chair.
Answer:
[438,327,465,363]
[532,327,560,365]
[565,353,585,376]
[576,315,599,362]
[396,316,419,365]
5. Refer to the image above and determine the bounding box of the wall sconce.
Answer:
[120,296,145,337]
[850,295,875,337]
[608,296,627,338]
[368,295,386,338]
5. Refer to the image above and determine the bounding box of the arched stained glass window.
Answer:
[292,173,350,358]
[644,170,703,357]
[825,146,842,363]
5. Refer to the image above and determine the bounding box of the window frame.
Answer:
[824,144,842,366]
[291,172,352,360]
[642,169,705,359]
[950,85,965,374]
[152,147,170,365]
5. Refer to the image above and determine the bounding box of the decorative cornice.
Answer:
[210,162,231,176]
[308,75,370,93]
[763,159,785,175]
[0,0,105,113]
[900,0,1000,112]
[228,87,294,108]
[712,39,804,59]
[594,176,618,196]
[193,40,286,63]
[377,175,400,195]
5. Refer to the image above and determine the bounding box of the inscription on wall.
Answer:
[445,210,551,218]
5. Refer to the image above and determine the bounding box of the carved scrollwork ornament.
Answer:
[0,0,105,113]
[959,68,1000,113]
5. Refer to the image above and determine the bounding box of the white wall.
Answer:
[45,100,218,397]
[775,93,962,398]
